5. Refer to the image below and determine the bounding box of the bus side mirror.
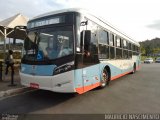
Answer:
[28,31,38,42]
[84,30,91,46]
[80,30,91,48]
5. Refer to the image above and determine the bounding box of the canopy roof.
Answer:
[0,13,29,40]
[0,13,28,28]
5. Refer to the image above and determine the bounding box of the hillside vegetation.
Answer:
[139,38,160,56]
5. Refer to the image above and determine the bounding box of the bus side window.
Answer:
[115,36,122,59]
[109,33,115,59]
[98,28,109,59]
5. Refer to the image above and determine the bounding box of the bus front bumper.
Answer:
[19,71,76,93]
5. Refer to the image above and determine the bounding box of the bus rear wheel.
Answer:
[131,64,136,74]
[100,69,109,88]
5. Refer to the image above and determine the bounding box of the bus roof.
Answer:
[30,8,140,47]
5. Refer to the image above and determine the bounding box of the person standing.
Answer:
[5,50,14,76]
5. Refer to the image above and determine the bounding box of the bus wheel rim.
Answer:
[101,70,108,87]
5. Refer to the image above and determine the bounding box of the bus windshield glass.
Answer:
[23,26,73,61]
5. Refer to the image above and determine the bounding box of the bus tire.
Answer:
[131,63,136,74]
[100,68,110,88]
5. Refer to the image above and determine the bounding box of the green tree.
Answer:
[140,46,145,55]
[145,45,152,56]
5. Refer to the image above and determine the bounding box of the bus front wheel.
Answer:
[100,69,110,88]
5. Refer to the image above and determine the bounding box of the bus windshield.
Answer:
[23,26,73,62]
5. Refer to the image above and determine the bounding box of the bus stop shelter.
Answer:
[0,13,28,81]
[0,13,28,57]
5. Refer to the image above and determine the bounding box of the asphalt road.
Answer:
[0,63,160,114]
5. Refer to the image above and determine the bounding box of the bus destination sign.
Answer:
[28,17,61,28]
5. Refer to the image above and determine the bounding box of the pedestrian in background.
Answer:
[5,50,14,76]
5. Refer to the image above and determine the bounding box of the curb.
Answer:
[0,87,34,99]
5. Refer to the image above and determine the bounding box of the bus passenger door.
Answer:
[81,30,99,92]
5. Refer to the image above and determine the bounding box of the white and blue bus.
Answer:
[20,8,140,94]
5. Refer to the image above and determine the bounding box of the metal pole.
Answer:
[9,38,11,49]
[0,61,2,81]
[8,27,16,86]
[3,28,7,81]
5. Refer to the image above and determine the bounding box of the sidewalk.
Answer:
[0,68,32,99]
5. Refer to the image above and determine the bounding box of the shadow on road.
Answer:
[0,89,77,114]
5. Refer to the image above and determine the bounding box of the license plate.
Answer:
[30,83,39,89]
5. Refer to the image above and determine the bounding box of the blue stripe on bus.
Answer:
[21,64,57,76]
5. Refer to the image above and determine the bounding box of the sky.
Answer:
[0,0,160,42]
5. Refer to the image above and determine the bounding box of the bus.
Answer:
[20,8,141,94]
